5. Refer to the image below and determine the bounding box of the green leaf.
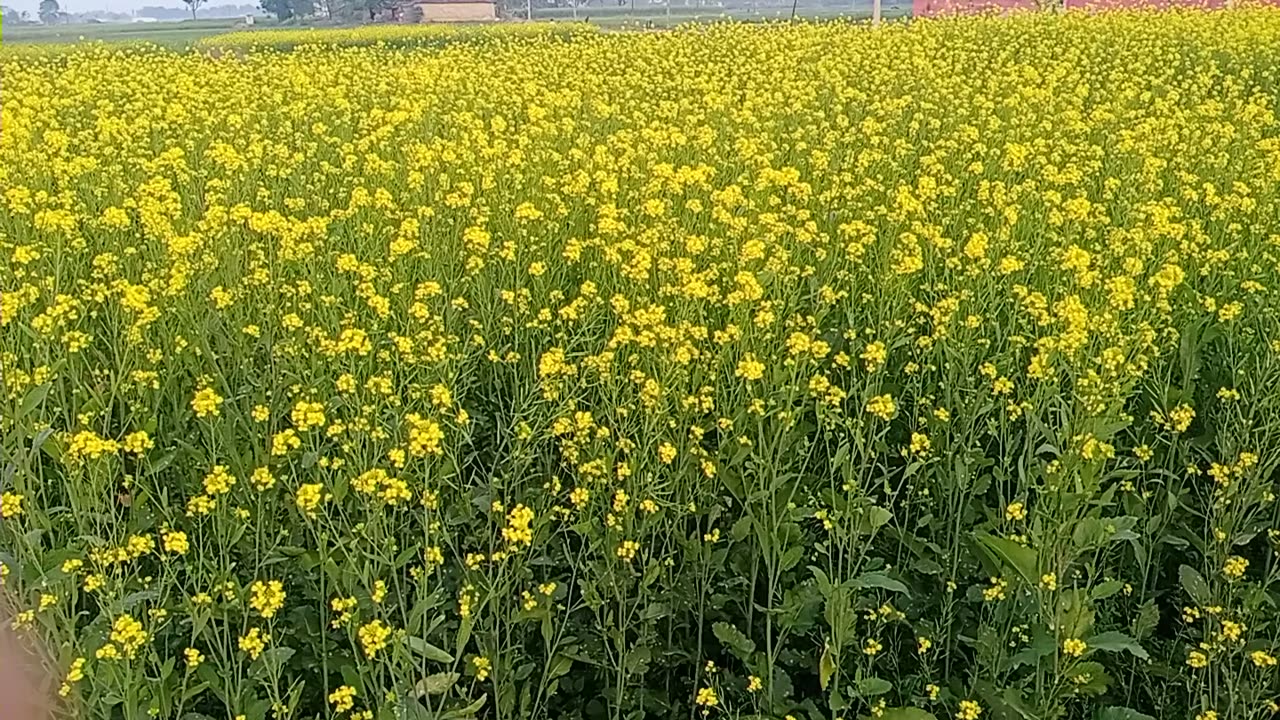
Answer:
[17,383,51,420]
[712,621,756,659]
[251,647,295,679]
[819,642,836,691]
[855,677,891,696]
[1091,579,1125,600]
[547,654,573,679]
[1087,631,1149,660]
[1066,661,1110,696]
[850,571,910,596]
[416,672,459,696]
[855,506,893,534]
[874,710,938,720]
[407,636,454,663]
[1073,518,1104,547]
[441,695,486,720]
[976,533,1038,586]
[1178,565,1211,605]
[401,700,434,720]
[641,602,669,620]
[1098,708,1156,720]
[1007,631,1054,670]
[1131,601,1159,640]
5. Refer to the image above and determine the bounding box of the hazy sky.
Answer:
[7,0,189,16]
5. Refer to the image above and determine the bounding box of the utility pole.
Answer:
[872,0,880,25]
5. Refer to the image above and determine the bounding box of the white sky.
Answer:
[6,0,192,16]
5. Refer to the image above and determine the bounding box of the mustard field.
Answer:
[5,10,1280,720]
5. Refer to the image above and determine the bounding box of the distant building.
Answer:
[393,0,498,21]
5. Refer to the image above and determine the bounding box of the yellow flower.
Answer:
[250,467,276,491]
[866,394,896,421]
[358,619,392,659]
[0,492,24,519]
[249,580,286,618]
[162,530,189,555]
[695,687,718,708]
[616,540,640,562]
[328,685,357,712]
[122,431,153,455]
[958,700,983,720]
[1062,638,1087,657]
[290,400,326,431]
[860,340,887,372]
[473,655,491,681]
[203,465,236,496]
[239,628,268,659]
[502,503,535,547]
[191,387,224,418]
[735,354,765,381]
[909,432,931,456]
[109,614,148,659]
[983,577,1008,602]
[296,483,326,516]
[184,648,203,669]
[1224,555,1249,580]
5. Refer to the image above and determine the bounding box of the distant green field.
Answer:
[0,6,910,46]
[0,18,244,45]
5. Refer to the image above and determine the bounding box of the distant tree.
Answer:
[183,0,206,18]
[260,0,293,18]
[0,5,22,23]
[260,0,312,19]
[37,0,58,23]
[358,0,392,19]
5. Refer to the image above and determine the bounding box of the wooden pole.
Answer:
[872,0,880,24]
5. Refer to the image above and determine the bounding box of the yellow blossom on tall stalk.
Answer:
[248,580,286,618]
[190,387,223,418]
[358,619,392,659]
[866,394,896,421]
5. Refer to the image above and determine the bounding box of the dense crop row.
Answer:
[6,10,1280,720]
[198,22,597,51]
